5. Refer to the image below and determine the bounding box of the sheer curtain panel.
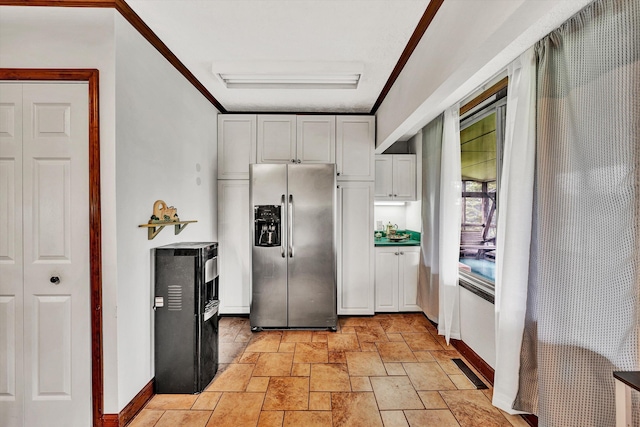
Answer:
[492,47,536,415]
[516,0,640,424]
[417,114,443,323]
[438,105,462,342]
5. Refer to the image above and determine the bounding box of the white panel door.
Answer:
[337,181,374,315]
[336,116,375,181]
[257,115,296,164]
[392,155,416,201]
[296,116,335,164]
[399,247,421,311]
[374,247,399,312]
[0,83,24,427]
[217,115,256,179]
[374,155,393,200]
[0,83,90,427]
[218,180,251,314]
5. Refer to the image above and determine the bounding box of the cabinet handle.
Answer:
[337,172,341,176]
[394,252,399,255]
[400,252,404,255]
[393,194,398,197]
[297,159,301,163]
[291,159,296,163]
[388,194,393,197]
[50,276,60,285]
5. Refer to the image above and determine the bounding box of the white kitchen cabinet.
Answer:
[257,115,336,164]
[257,115,297,163]
[296,115,336,163]
[337,181,375,315]
[375,246,421,312]
[374,154,416,201]
[217,180,251,314]
[218,114,256,179]
[336,116,375,181]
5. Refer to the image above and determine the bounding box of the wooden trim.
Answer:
[0,0,227,113]
[370,0,445,114]
[450,338,495,385]
[459,76,508,116]
[117,379,155,426]
[0,68,104,427]
[102,415,119,427]
[113,0,225,112]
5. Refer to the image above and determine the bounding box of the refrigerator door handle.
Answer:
[281,194,286,258]
[288,194,294,258]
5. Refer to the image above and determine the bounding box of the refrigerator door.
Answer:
[249,164,287,328]
[250,164,289,327]
[287,164,337,328]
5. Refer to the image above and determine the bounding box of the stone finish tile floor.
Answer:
[129,313,528,427]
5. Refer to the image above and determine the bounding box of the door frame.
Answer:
[0,69,104,427]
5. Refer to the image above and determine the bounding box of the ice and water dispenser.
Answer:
[254,205,281,247]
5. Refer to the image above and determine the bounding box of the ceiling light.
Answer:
[217,73,361,89]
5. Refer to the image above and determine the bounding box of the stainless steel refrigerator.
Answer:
[250,163,337,330]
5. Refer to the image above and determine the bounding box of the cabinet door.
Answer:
[375,248,399,312]
[218,180,251,314]
[399,247,421,311]
[218,115,256,179]
[337,181,374,315]
[392,155,416,201]
[336,116,375,181]
[374,155,393,200]
[296,116,335,163]
[257,115,296,163]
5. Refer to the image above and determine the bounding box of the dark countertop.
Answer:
[374,237,420,247]
[374,230,421,247]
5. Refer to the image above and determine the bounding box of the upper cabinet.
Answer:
[257,115,297,163]
[218,115,257,179]
[218,114,375,179]
[296,116,336,164]
[375,154,416,201]
[257,115,335,164]
[336,116,375,181]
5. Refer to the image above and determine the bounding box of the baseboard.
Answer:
[101,379,155,427]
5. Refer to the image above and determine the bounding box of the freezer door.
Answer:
[287,164,337,328]
[250,164,288,328]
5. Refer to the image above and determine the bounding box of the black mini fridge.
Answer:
[153,242,219,394]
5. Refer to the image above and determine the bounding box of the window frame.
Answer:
[458,90,507,300]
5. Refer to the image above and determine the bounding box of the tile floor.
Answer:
[129,313,529,427]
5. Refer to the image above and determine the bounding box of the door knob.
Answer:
[50,276,60,285]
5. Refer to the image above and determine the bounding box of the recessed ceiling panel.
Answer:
[126,0,431,112]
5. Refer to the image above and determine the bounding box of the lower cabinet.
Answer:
[375,246,420,312]
[217,180,251,314]
[337,181,375,315]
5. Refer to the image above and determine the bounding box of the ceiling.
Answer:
[125,0,431,113]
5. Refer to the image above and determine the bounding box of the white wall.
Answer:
[459,287,496,368]
[0,6,121,413]
[114,14,218,409]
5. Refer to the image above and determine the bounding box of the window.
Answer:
[458,86,506,297]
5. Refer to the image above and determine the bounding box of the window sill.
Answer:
[458,271,494,304]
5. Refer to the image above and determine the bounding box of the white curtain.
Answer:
[437,105,461,342]
[492,47,536,415]
[417,115,443,322]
